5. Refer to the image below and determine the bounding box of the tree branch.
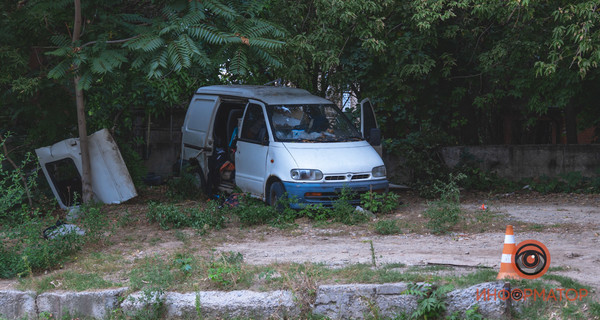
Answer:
[80,35,140,48]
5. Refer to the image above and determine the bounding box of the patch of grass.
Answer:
[0,203,114,279]
[406,265,452,272]
[529,224,545,231]
[19,270,118,293]
[382,263,406,269]
[508,276,597,320]
[374,220,402,235]
[149,237,161,246]
[590,301,600,317]
[446,269,497,288]
[129,255,178,291]
[174,230,188,243]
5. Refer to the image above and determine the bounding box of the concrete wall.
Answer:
[440,145,600,180]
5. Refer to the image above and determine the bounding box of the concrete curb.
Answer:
[0,290,36,320]
[0,282,511,319]
[121,290,299,319]
[36,288,128,319]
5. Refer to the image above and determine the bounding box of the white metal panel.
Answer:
[181,95,220,160]
[235,101,270,198]
[281,141,384,175]
[35,129,137,209]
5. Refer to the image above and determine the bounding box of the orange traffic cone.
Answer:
[497,225,520,280]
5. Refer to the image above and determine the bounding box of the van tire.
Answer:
[269,181,286,210]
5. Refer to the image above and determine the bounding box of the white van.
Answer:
[181,85,388,207]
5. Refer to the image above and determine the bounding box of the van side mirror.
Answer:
[369,128,381,146]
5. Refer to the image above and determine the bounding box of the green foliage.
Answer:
[298,203,331,222]
[424,174,464,234]
[207,251,245,288]
[0,203,113,279]
[360,191,400,214]
[385,128,452,198]
[374,220,402,235]
[173,253,194,275]
[402,283,454,320]
[447,305,484,320]
[0,134,37,223]
[42,0,284,85]
[590,301,600,317]
[146,202,225,234]
[330,188,370,225]
[146,202,188,230]
[522,172,597,194]
[230,195,277,227]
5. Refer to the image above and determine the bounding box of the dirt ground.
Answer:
[1,190,599,296]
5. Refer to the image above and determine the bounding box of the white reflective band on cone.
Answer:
[501,254,512,264]
[505,235,515,244]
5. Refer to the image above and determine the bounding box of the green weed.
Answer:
[424,173,464,234]
[330,188,369,225]
[403,283,453,320]
[360,191,400,214]
[374,220,402,235]
[207,251,246,288]
[166,168,205,200]
[146,201,225,234]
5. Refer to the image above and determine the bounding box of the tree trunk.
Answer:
[73,0,93,203]
[564,104,578,144]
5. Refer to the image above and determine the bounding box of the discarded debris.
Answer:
[35,129,137,209]
[43,220,85,240]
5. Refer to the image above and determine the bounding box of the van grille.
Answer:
[324,173,371,181]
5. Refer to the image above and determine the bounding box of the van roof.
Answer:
[195,85,332,105]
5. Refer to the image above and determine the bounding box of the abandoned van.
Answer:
[181,85,388,207]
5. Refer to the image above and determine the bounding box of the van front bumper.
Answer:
[282,180,389,208]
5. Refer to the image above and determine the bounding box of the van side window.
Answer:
[240,104,268,144]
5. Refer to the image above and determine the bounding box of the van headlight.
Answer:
[291,169,323,181]
[372,165,386,178]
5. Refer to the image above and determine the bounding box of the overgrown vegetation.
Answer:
[424,174,464,234]
[0,203,108,279]
[146,201,226,233]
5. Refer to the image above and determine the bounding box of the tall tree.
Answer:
[36,0,284,202]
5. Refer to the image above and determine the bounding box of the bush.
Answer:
[424,173,464,234]
[189,200,226,233]
[330,188,370,225]
[166,168,205,201]
[231,195,277,227]
[360,191,400,214]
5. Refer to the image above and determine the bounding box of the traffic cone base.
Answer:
[497,225,520,280]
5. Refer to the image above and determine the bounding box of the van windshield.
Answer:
[267,104,363,142]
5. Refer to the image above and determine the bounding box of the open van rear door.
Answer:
[360,98,382,156]
[181,95,220,177]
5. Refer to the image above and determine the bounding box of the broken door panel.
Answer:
[36,129,137,209]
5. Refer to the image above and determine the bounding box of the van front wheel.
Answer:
[269,182,286,209]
